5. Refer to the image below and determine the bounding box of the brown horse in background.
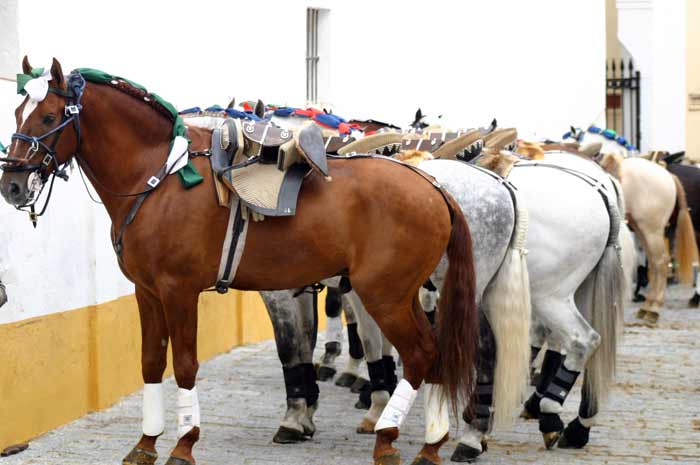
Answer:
[0,58,478,465]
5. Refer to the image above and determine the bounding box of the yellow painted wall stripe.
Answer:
[0,290,327,448]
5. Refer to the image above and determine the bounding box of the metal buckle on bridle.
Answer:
[65,105,80,116]
[147,176,160,188]
[30,139,39,152]
[42,153,53,166]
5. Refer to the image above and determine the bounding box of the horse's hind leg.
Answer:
[637,226,668,323]
[335,301,366,388]
[318,286,343,381]
[123,287,168,465]
[261,290,318,444]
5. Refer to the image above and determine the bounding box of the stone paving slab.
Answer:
[3,285,699,465]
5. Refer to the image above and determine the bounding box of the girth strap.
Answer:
[214,195,249,293]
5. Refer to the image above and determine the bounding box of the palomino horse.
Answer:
[565,130,698,323]
[597,153,697,323]
[0,58,478,465]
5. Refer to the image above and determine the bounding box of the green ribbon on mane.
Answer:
[0,140,7,154]
[16,67,45,95]
[76,68,203,189]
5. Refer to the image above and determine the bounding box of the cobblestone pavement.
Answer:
[4,286,699,465]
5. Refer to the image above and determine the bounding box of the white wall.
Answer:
[0,0,606,324]
[617,0,687,152]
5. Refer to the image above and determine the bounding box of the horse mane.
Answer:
[101,79,177,124]
[395,150,433,166]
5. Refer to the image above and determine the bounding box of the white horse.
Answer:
[564,129,698,323]
[408,156,625,460]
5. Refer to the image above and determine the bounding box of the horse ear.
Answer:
[254,99,265,118]
[226,97,235,109]
[50,58,64,85]
[22,55,32,75]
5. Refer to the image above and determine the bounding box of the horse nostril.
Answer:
[9,182,21,197]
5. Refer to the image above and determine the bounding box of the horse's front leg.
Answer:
[162,289,201,465]
[123,287,168,465]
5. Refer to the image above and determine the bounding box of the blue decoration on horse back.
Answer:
[602,128,617,140]
[179,107,202,114]
[587,125,602,134]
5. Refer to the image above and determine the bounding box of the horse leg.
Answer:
[638,227,668,324]
[532,298,601,449]
[318,286,343,381]
[452,311,495,462]
[123,287,168,465]
[522,340,564,420]
[346,291,391,434]
[261,290,318,444]
[162,290,201,465]
[528,316,550,386]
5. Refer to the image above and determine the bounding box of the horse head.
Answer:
[0,57,79,209]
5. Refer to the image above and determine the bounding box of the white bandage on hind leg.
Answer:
[177,387,201,438]
[374,379,418,431]
[424,383,449,444]
[142,383,165,436]
[326,316,343,343]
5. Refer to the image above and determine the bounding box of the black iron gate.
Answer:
[606,58,641,150]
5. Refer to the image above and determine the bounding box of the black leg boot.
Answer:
[523,350,563,420]
[382,355,397,395]
[538,364,580,449]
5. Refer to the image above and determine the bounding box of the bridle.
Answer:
[0,69,189,231]
[0,70,86,222]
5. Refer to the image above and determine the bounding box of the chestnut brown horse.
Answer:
[0,58,478,465]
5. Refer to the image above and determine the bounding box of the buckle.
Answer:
[30,140,39,152]
[42,154,52,166]
[147,176,160,188]
[65,105,80,116]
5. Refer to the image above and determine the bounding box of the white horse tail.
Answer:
[670,174,698,285]
[483,192,531,429]
[609,175,636,304]
[584,198,624,416]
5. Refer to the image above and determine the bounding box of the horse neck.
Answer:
[77,83,175,222]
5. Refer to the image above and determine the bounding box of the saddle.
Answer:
[431,129,483,161]
[210,119,330,218]
[337,132,403,156]
[483,128,518,151]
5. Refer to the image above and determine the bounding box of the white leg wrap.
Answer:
[142,383,165,436]
[540,397,564,414]
[424,384,449,444]
[326,316,343,343]
[345,356,362,375]
[177,387,201,438]
[374,379,418,431]
[579,415,597,428]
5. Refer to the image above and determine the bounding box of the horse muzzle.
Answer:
[0,170,41,207]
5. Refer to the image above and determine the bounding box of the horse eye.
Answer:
[43,114,56,125]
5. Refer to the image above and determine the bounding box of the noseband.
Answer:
[0,71,86,221]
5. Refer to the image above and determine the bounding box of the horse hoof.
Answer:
[543,431,561,449]
[558,418,590,449]
[273,426,307,444]
[450,443,482,462]
[520,408,536,420]
[643,310,659,325]
[350,377,370,393]
[164,457,194,465]
[355,398,371,410]
[122,447,157,465]
[632,293,645,303]
[356,418,376,434]
[636,308,648,320]
[335,372,358,388]
[689,293,700,308]
[1,443,29,458]
[520,393,540,420]
[317,366,337,382]
[375,452,401,465]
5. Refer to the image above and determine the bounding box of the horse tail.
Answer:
[671,174,698,285]
[609,175,636,301]
[483,192,531,429]
[436,191,479,419]
[583,198,624,416]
